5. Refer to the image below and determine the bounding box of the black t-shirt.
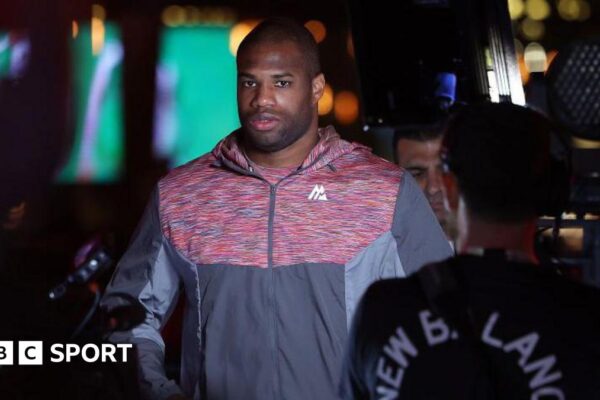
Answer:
[340,255,600,399]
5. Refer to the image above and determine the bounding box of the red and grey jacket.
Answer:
[101,126,452,400]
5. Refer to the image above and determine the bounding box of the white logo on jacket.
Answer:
[308,184,328,201]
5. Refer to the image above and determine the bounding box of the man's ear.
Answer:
[311,73,325,105]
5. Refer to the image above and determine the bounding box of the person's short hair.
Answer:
[237,17,321,78]
[443,102,552,223]
[393,124,445,163]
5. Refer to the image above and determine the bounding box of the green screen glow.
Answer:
[57,22,124,183]
[154,25,239,167]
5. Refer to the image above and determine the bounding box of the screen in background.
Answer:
[0,31,30,80]
[154,24,239,168]
[57,21,124,183]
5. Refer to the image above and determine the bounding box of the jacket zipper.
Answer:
[220,158,334,399]
[267,183,280,400]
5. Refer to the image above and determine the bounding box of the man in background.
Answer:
[341,102,600,399]
[394,125,457,241]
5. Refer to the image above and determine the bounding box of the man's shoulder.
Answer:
[341,146,401,173]
[335,145,405,186]
[158,152,221,196]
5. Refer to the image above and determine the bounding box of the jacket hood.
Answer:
[211,125,369,174]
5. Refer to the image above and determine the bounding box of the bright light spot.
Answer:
[72,20,79,39]
[518,55,530,84]
[526,0,551,20]
[91,17,105,56]
[524,42,547,73]
[200,7,237,25]
[334,91,359,125]
[161,5,186,27]
[520,18,545,40]
[578,0,592,20]
[558,0,582,20]
[304,20,326,44]
[162,6,236,27]
[92,4,106,20]
[508,0,525,20]
[185,6,202,26]
[487,70,500,102]
[229,20,261,56]
[318,84,334,116]
[572,136,600,149]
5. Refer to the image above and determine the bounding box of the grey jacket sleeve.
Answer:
[100,187,184,400]
[392,172,453,275]
[339,293,370,400]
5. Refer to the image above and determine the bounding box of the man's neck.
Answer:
[458,214,538,264]
[244,127,320,168]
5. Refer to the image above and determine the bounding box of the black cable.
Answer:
[70,289,101,340]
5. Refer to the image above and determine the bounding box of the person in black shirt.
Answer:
[340,102,600,400]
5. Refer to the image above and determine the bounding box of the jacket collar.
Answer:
[211,125,368,175]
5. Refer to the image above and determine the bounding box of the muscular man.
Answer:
[101,18,451,400]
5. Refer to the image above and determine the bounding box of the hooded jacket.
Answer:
[101,126,452,400]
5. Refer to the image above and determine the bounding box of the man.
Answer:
[101,18,451,400]
[394,126,457,240]
[340,103,600,399]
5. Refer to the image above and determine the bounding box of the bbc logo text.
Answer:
[0,341,133,365]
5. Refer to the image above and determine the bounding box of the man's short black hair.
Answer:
[237,17,321,78]
[393,124,445,164]
[444,102,552,223]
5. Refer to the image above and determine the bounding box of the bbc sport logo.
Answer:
[0,341,132,365]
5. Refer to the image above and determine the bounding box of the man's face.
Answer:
[396,137,449,223]
[237,40,324,153]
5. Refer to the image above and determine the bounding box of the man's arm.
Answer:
[100,187,185,400]
[392,172,453,275]
[343,171,452,330]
